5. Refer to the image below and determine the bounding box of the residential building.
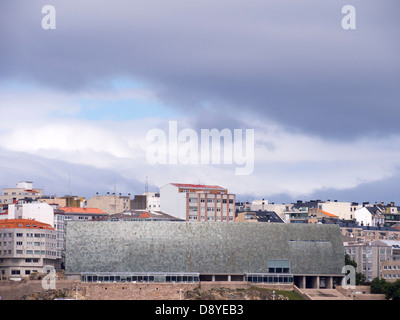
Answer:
[0,202,54,228]
[145,192,161,211]
[87,193,131,215]
[381,260,400,282]
[373,240,400,282]
[344,239,400,282]
[235,210,284,223]
[249,200,289,221]
[65,221,345,289]
[355,206,385,227]
[286,207,339,224]
[0,219,59,279]
[318,200,361,221]
[340,223,400,242]
[39,195,84,208]
[382,202,400,227]
[131,194,147,210]
[0,181,43,206]
[160,183,236,222]
[283,200,360,222]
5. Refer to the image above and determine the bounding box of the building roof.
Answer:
[170,183,226,190]
[59,207,106,214]
[316,208,339,218]
[372,240,400,248]
[365,206,384,215]
[0,219,55,230]
[66,222,344,276]
[237,210,284,223]
[105,210,183,222]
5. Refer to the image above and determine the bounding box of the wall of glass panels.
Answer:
[246,273,294,284]
[81,272,200,283]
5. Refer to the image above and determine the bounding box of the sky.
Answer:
[0,0,399,204]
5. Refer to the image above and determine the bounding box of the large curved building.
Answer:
[65,221,345,288]
[0,219,58,279]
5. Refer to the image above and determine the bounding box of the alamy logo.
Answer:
[41,265,56,290]
[341,265,356,289]
[146,121,255,175]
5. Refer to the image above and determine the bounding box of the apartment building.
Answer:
[343,240,400,282]
[1,202,55,228]
[0,219,59,279]
[235,210,284,223]
[0,181,43,206]
[160,183,235,221]
[87,194,131,215]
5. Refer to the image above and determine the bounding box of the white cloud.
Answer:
[2,85,400,201]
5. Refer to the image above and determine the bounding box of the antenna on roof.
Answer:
[145,176,148,194]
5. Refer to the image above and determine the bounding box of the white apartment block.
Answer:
[144,192,161,211]
[0,202,54,228]
[160,183,235,222]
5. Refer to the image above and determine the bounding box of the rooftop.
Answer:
[59,207,106,215]
[0,219,55,230]
[170,183,226,190]
[316,208,339,218]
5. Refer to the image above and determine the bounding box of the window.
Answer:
[268,260,291,273]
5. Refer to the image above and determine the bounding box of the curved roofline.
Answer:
[0,219,55,230]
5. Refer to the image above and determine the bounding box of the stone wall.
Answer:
[0,280,198,300]
[81,282,198,300]
[0,280,80,300]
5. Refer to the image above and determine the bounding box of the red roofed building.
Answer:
[0,219,60,279]
[160,183,235,222]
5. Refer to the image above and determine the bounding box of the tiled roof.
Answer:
[316,208,339,218]
[59,207,106,214]
[138,211,151,218]
[0,219,55,230]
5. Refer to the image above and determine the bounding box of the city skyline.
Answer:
[0,1,399,204]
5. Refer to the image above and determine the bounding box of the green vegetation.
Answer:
[371,277,400,300]
[250,286,305,300]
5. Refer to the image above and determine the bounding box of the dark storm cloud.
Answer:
[1,0,399,139]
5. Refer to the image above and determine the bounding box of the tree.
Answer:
[370,277,388,294]
[385,279,400,300]
[345,254,357,268]
[356,273,366,286]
